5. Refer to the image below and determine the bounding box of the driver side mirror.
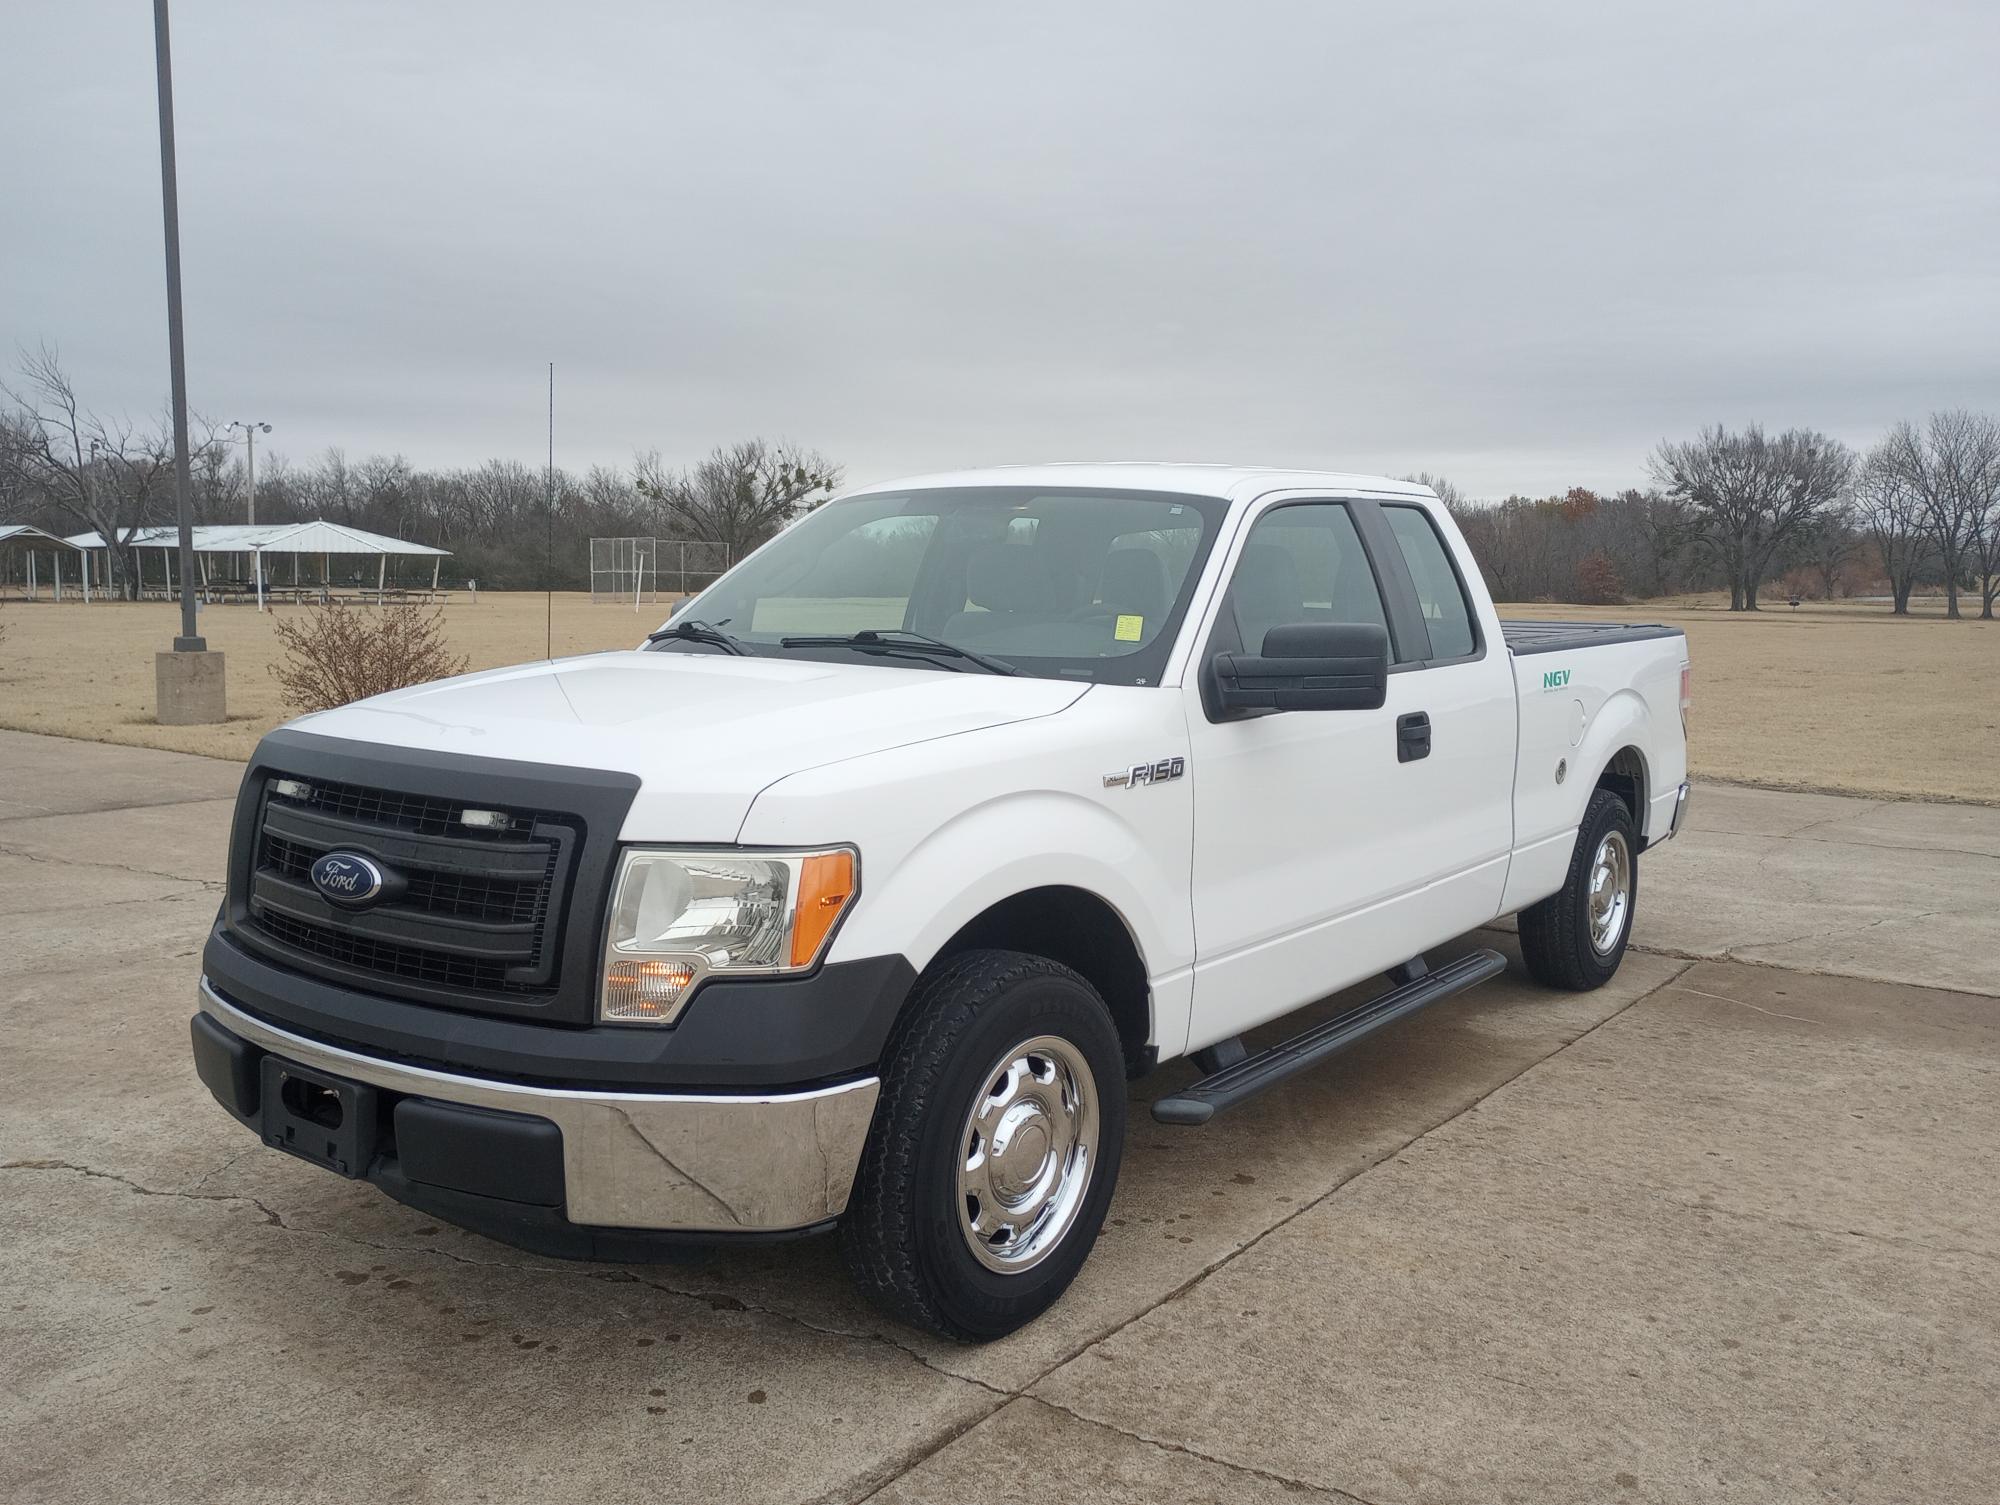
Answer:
[1211,622,1389,715]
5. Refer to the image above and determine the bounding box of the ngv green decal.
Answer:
[1541,668,1572,692]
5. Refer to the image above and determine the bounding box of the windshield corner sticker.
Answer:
[1104,756,1185,790]
[1114,614,1145,643]
[1541,668,1572,692]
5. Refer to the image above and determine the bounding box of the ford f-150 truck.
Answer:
[191,464,1690,1339]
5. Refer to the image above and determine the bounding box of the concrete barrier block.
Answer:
[155,649,227,726]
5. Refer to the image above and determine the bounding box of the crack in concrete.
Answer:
[182,1147,260,1195]
[1665,1196,2000,1266]
[1478,1141,2000,1269]
[0,841,225,888]
[1664,982,1822,1024]
[1696,776,2000,811]
[0,887,223,920]
[3,1158,285,1229]
[1626,942,2000,1002]
[1689,824,2000,865]
[4,1154,1020,1383]
[1718,907,1960,957]
[1021,1393,1383,1501]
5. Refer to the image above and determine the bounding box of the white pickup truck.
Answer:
[191,464,1690,1339]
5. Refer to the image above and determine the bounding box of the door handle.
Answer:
[1397,711,1431,763]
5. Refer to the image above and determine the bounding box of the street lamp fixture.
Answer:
[226,419,273,525]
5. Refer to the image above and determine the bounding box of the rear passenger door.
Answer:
[1366,499,1516,931]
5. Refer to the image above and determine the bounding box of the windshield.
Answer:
[650,486,1229,685]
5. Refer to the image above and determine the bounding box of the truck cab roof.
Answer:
[844,463,1438,505]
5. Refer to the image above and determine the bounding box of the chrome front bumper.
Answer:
[198,981,881,1234]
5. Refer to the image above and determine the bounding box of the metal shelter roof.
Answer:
[61,521,450,556]
[0,525,84,550]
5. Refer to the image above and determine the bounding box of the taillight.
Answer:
[1679,663,1692,722]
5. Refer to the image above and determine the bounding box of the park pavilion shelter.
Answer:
[1,524,89,601]
[61,520,451,607]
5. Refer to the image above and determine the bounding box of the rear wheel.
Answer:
[840,949,1126,1341]
[1519,788,1637,991]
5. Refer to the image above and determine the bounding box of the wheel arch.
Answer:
[929,885,1153,1074]
[1595,743,1650,840]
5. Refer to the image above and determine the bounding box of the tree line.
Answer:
[1426,412,2000,617]
[6,344,1997,615]
[1,347,838,597]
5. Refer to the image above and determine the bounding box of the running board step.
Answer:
[1152,948,1508,1125]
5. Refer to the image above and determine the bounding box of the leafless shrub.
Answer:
[270,599,467,712]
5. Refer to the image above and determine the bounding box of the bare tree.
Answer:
[0,345,183,600]
[1649,424,1856,610]
[1854,445,1932,614]
[633,439,841,563]
[1800,492,1862,601]
[1402,471,1466,509]
[1871,411,1998,620]
[1962,431,2000,620]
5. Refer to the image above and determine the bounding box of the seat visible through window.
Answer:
[1225,504,1388,654]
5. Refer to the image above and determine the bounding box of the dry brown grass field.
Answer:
[1,591,1995,802]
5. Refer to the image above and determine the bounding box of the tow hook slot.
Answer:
[281,1074,345,1129]
[260,1057,378,1178]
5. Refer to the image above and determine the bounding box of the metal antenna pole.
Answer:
[152,0,201,652]
[246,424,257,526]
[545,362,554,659]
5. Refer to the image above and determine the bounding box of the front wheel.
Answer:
[1518,787,1638,991]
[840,949,1126,1341]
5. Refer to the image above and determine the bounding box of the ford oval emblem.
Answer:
[309,851,386,907]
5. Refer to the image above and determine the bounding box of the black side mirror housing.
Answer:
[1211,622,1389,715]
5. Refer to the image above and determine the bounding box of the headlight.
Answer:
[599,848,856,1024]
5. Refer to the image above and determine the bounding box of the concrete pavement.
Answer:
[2,728,1995,1503]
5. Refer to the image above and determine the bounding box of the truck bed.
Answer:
[1500,620,1683,656]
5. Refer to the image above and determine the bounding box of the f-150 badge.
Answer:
[1104,756,1186,790]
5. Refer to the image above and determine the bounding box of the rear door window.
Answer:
[1381,505,1477,660]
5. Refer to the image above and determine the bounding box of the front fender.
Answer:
[835,790,1184,969]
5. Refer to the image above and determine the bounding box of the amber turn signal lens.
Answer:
[602,958,696,1020]
[790,850,856,967]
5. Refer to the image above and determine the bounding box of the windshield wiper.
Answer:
[646,618,749,656]
[779,628,1020,676]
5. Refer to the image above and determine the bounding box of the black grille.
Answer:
[261,829,552,926]
[405,858,555,926]
[241,773,578,1009]
[272,775,534,839]
[253,909,513,992]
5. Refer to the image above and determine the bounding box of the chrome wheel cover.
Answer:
[1588,829,1632,954]
[956,1034,1099,1274]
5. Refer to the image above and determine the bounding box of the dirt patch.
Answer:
[0,592,670,761]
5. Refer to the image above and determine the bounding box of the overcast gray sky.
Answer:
[5,1,1997,498]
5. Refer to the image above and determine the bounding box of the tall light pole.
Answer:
[151,0,225,723]
[227,420,272,525]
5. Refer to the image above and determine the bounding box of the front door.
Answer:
[1180,494,1512,1053]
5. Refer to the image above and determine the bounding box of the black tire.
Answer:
[1518,787,1638,991]
[839,949,1127,1341]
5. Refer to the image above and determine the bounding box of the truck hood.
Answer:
[284,650,1090,841]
